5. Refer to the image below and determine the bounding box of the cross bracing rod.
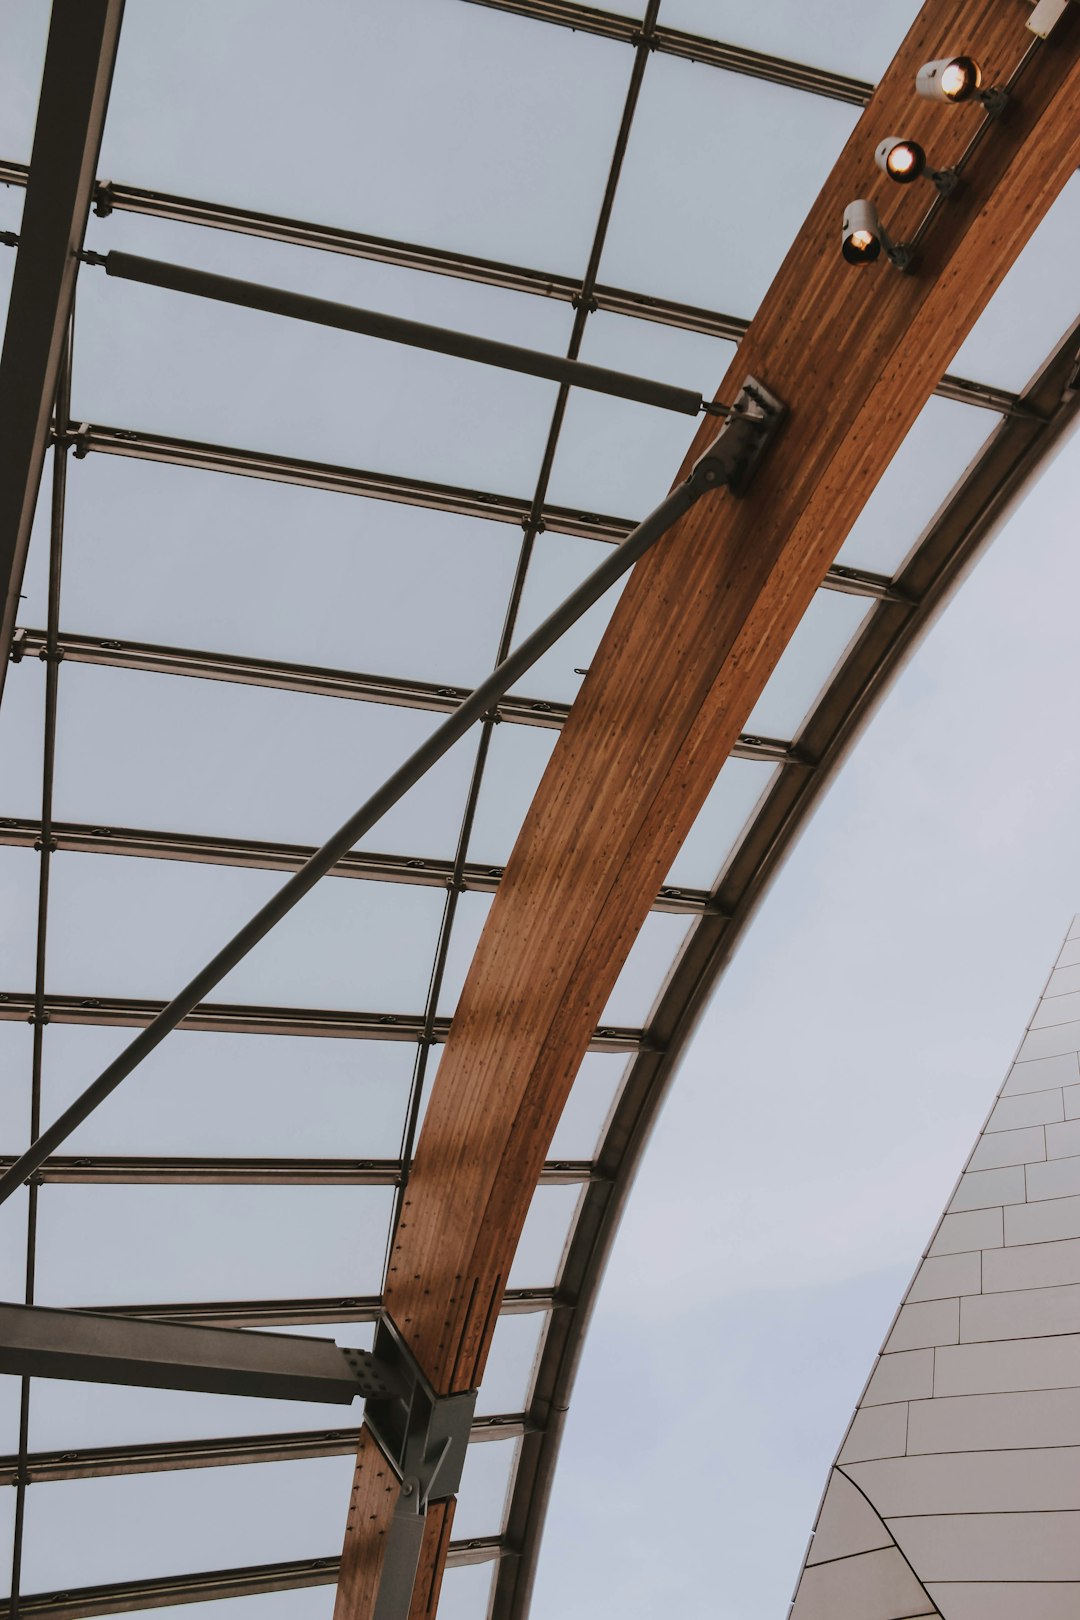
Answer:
[60,420,908,598]
[0,818,712,916]
[83,249,722,420]
[10,628,803,764]
[0,1413,531,1486]
[0,382,783,1206]
[0,1542,508,1620]
[0,1154,597,1187]
[0,991,645,1051]
[0,1302,395,1404]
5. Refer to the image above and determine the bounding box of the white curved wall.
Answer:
[790,915,1080,1620]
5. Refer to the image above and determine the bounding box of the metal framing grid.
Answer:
[0,2,1077,1618]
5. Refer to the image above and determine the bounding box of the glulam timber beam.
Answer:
[0,0,123,698]
[335,4,1080,1616]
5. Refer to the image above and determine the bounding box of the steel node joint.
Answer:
[365,1318,477,1508]
[687,375,787,498]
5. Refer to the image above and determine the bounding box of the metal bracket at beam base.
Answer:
[362,1319,477,1620]
[365,1317,477,1506]
[690,375,786,496]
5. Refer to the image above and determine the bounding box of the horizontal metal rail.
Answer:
[460,0,874,102]
[57,421,906,598]
[10,627,801,764]
[88,1287,560,1328]
[0,817,712,916]
[0,1412,531,1486]
[0,1154,597,1187]
[0,1541,508,1620]
[0,991,646,1050]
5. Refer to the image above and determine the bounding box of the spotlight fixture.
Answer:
[841,200,911,270]
[916,55,982,103]
[841,199,882,264]
[875,137,926,183]
[874,137,959,196]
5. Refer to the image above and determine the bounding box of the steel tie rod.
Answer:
[0,380,784,1207]
[83,248,725,419]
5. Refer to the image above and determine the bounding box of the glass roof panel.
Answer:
[0,1377,17,1459]
[0,1489,11,1598]
[507,534,628,708]
[40,1024,412,1158]
[597,54,860,316]
[59,455,518,688]
[436,890,493,1019]
[948,172,1080,393]
[20,1457,355,1591]
[507,1184,582,1290]
[116,1594,337,1620]
[600,912,693,1027]
[0,845,37,986]
[35,1184,394,1304]
[745,589,870,741]
[0,1023,30,1147]
[52,663,477,856]
[0,1188,28,1302]
[663,758,779,890]
[466,723,559,868]
[28,1359,369,1450]
[71,270,559,497]
[0,655,44,819]
[0,3,49,162]
[436,1563,495,1620]
[476,1312,548,1418]
[835,396,996,575]
[99,0,631,273]
[659,0,918,81]
[45,852,444,1011]
[548,1054,626,1161]
[453,1437,518,1541]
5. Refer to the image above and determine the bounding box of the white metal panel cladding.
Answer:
[789,918,1080,1620]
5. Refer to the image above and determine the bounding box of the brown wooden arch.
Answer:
[335,3,1080,1613]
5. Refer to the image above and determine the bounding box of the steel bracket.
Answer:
[366,1317,477,1507]
[690,374,787,497]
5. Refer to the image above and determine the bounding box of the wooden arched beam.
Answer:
[336,3,1080,1613]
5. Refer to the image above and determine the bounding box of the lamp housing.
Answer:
[875,137,927,183]
[916,56,982,102]
[841,199,882,265]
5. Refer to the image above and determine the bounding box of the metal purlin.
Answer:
[9,320,72,1616]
